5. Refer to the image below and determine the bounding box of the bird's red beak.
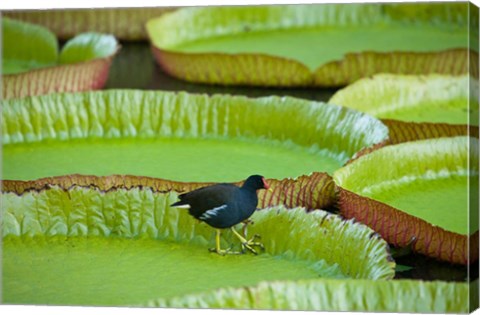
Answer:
[261,177,270,190]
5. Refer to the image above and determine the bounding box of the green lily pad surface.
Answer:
[2,184,394,306]
[3,236,341,306]
[3,18,117,75]
[333,136,478,264]
[329,74,475,125]
[2,90,388,182]
[172,24,464,73]
[4,137,340,182]
[147,3,469,86]
[368,175,470,235]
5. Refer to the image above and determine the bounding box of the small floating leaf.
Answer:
[2,17,58,74]
[2,18,119,99]
[59,32,118,64]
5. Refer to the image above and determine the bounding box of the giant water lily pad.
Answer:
[329,74,479,143]
[333,136,479,265]
[2,90,388,185]
[2,18,119,99]
[2,179,394,306]
[146,3,470,87]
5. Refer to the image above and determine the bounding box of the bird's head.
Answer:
[243,175,270,191]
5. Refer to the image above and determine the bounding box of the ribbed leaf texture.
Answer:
[146,278,471,313]
[334,136,479,264]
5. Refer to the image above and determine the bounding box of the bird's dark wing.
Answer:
[170,185,214,207]
[171,184,239,219]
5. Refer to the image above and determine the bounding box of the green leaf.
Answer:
[2,17,58,75]
[2,90,388,181]
[333,136,479,264]
[59,32,118,64]
[2,184,394,306]
[2,18,118,74]
[2,18,119,99]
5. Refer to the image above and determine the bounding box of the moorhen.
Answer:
[170,175,270,255]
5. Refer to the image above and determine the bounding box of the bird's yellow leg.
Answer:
[209,229,241,255]
[241,219,253,238]
[231,227,265,255]
[215,229,222,252]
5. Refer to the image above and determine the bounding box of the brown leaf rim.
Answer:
[382,119,479,144]
[151,46,471,87]
[2,172,336,211]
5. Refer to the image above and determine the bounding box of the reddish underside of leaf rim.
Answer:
[150,46,312,87]
[4,8,177,41]
[3,172,336,211]
[151,45,472,87]
[2,55,115,100]
[345,140,390,165]
[382,119,478,145]
[337,187,478,265]
[314,49,473,87]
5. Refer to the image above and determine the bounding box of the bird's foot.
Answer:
[209,247,242,256]
[248,234,264,248]
[241,234,265,255]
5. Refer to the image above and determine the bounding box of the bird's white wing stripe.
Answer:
[199,204,227,220]
[173,204,191,209]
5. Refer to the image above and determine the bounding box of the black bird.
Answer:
[170,175,270,255]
